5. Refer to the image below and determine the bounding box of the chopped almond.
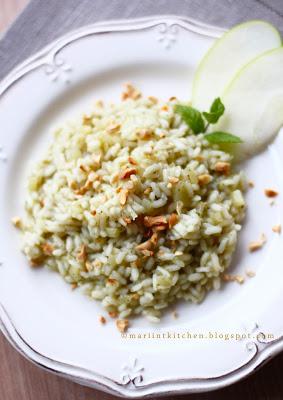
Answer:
[168,213,179,229]
[264,188,278,198]
[71,283,78,290]
[198,174,212,186]
[93,154,101,167]
[107,278,118,285]
[107,123,121,134]
[246,269,256,278]
[121,83,141,101]
[141,249,154,257]
[119,189,129,206]
[95,100,104,108]
[161,105,169,111]
[144,187,152,195]
[136,239,153,252]
[248,233,266,252]
[11,216,22,229]
[214,162,230,175]
[83,115,93,125]
[79,164,90,173]
[41,242,53,256]
[77,244,87,262]
[169,96,177,101]
[85,261,93,272]
[137,129,153,140]
[272,224,281,234]
[169,177,179,184]
[108,311,118,318]
[123,217,132,224]
[91,210,96,216]
[150,232,159,246]
[120,168,137,180]
[29,258,43,268]
[148,96,158,104]
[223,274,245,284]
[144,215,168,228]
[128,157,138,165]
[116,319,129,333]
[99,315,106,324]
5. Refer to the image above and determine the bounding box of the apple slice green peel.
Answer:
[214,47,283,160]
[192,20,282,111]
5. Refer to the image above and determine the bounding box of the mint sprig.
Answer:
[203,98,225,124]
[174,104,205,134]
[174,98,242,145]
[205,131,242,144]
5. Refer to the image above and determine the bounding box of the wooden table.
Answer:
[0,1,282,398]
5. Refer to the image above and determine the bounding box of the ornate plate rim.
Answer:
[1,15,282,398]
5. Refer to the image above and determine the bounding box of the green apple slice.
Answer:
[192,20,281,111]
[214,48,283,160]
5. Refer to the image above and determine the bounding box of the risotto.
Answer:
[19,85,246,322]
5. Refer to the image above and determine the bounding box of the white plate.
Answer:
[1,16,283,398]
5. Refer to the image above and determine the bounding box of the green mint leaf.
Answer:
[175,104,205,134]
[203,98,225,124]
[205,131,243,144]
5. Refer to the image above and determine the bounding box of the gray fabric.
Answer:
[1,0,283,81]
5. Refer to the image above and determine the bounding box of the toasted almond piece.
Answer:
[41,242,54,256]
[85,261,93,272]
[30,258,43,268]
[161,105,169,111]
[77,244,87,262]
[91,210,96,217]
[168,213,179,229]
[119,189,129,206]
[214,161,230,175]
[95,100,104,108]
[248,233,266,252]
[144,215,168,228]
[69,181,78,190]
[264,188,278,198]
[120,168,137,180]
[121,83,141,101]
[83,115,93,125]
[144,187,152,195]
[11,216,22,229]
[150,232,159,246]
[128,157,138,165]
[107,278,118,285]
[141,249,154,257]
[137,129,153,140]
[148,96,158,104]
[246,269,256,278]
[169,177,179,184]
[71,283,78,290]
[108,311,118,318]
[99,315,106,324]
[93,154,102,167]
[272,224,281,234]
[123,217,132,224]
[169,96,177,101]
[116,319,129,333]
[107,123,121,134]
[136,239,152,252]
[79,164,90,173]
[198,174,212,186]
[248,180,255,188]
[223,274,244,284]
